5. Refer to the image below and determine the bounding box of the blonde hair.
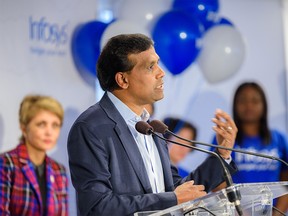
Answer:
[19,95,64,142]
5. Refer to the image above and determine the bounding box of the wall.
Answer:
[0,1,99,214]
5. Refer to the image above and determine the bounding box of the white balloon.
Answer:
[117,0,173,31]
[100,20,149,50]
[197,25,246,83]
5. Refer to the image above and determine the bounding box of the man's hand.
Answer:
[212,109,238,159]
[174,180,207,204]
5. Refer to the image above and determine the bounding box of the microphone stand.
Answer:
[135,121,243,216]
[149,120,288,167]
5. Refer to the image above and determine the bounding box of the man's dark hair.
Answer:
[97,33,154,91]
[233,82,271,145]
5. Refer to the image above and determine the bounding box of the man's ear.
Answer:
[115,72,129,89]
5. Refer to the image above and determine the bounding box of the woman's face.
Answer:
[21,110,61,153]
[235,86,264,123]
[169,127,195,164]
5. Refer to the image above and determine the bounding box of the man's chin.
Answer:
[155,94,164,101]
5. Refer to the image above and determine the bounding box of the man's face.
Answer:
[124,46,165,106]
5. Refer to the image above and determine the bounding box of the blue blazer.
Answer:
[67,93,237,216]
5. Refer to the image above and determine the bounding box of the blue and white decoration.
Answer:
[72,0,246,81]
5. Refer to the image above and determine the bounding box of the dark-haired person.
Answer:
[67,33,238,216]
[0,95,69,215]
[212,82,288,214]
[163,117,197,177]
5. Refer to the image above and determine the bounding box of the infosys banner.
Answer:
[0,1,100,215]
[29,16,69,56]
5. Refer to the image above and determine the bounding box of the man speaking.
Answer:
[67,33,238,216]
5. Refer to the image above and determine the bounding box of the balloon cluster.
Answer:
[71,0,246,83]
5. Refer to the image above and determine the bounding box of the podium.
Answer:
[134,181,288,216]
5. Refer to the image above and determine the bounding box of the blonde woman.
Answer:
[0,95,68,215]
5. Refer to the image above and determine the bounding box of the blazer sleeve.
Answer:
[0,154,12,215]
[67,121,177,216]
[172,154,238,192]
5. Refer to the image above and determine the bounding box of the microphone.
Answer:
[149,120,288,167]
[135,121,243,216]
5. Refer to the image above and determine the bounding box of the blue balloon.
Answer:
[173,0,219,30]
[71,21,108,76]
[218,17,233,26]
[204,16,234,31]
[152,10,203,75]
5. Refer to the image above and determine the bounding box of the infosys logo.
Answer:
[29,16,69,46]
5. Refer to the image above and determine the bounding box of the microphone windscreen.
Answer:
[135,121,153,135]
[149,120,168,134]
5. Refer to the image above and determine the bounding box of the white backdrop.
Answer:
[0,0,287,215]
[283,0,288,130]
[0,1,100,215]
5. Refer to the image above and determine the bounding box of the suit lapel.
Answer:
[116,122,153,193]
[100,93,152,193]
[46,158,57,215]
[17,144,42,207]
[20,158,43,210]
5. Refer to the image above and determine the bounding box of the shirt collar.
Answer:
[107,91,150,124]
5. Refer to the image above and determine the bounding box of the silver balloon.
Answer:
[197,25,246,83]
